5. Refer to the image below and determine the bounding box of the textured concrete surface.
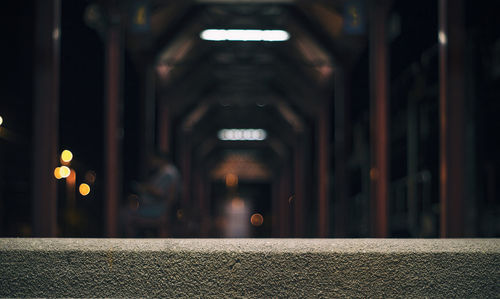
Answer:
[0,238,499,298]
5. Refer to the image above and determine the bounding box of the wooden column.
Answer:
[439,0,465,237]
[104,11,123,237]
[334,68,351,237]
[369,0,389,237]
[318,103,330,237]
[32,0,61,237]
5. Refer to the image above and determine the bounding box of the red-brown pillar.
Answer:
[279,165,292,237]
[439,0,465,237]
[158,100,170,154]
[294,135,305,237]
[318,103,330,237]
[334,68,351,237]
[104,10,123,237]
[139,63,156,177]
[199,169,210,237]
[369,0,389,237]
[194,166,205,235]
[181,132,192,208]
[32,0,61,237]
[272,178,280,237]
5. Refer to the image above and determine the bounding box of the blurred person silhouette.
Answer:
[121,151,180,237]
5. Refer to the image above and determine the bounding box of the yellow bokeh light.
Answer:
[54,167,62,179]
[61,150,73,163]
[0,116,3,126]
[79,183,90,196]
[59,166,71,178]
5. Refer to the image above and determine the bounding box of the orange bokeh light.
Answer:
[79,183,90,196]
[225,173,238,187]
[54,167,62,179]
[250,213,264,227]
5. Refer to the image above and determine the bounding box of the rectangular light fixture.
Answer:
[200,29,290,42]
[218,129,267,141]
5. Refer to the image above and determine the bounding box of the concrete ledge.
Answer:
[1,239,499,298]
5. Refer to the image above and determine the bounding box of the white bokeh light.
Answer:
[200,29,290,42]
[218,129,267,141]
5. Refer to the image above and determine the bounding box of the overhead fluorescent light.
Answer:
[200,29,290,42]
[218,129,267,141]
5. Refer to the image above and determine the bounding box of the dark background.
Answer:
[1,0,499,237]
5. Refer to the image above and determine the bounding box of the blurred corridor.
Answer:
[1,0,499,238]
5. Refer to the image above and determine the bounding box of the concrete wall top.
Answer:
[2,238,499,252]
[1,238,499,298]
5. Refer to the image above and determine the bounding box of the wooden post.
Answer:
[369,0,389,237]
[104,10,123,237]
[439,0,465,237]
[32,0,61,237]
